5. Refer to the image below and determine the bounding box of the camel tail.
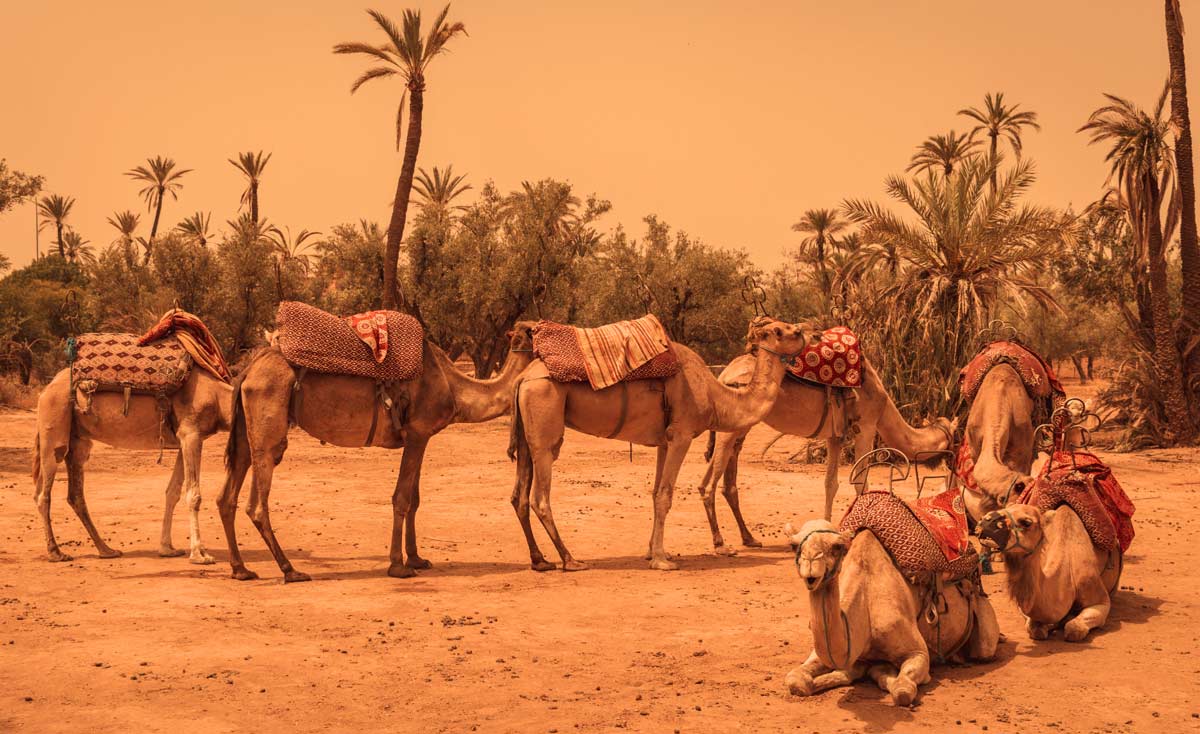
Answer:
[32,431,41,489]
[703,430,716,463]
[507,380,524,462]
[224,375,246,471]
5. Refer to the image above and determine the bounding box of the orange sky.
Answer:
[0,1,1188,269]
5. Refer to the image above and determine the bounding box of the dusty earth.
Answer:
[0,376,1198,733]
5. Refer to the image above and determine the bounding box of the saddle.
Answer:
[960,340,1065,421]
[70,332,192,409]
[275,301,424,382]
[532,315,679,389]
[786,325,863,388]
[839,488,980,582]
[1017,451,1135,553]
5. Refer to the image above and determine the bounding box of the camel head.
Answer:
[746,319,809,359]
[785,519,851,591]
[978,505,1047,556]
[506,321,537,354]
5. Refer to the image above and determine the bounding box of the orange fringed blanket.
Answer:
[137,308,230,383]
[532,316,679,389]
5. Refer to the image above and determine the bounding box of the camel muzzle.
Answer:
[977,512,1011,551]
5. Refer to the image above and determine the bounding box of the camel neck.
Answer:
[869,363,952,455]
[1003,543,1047,616]
[808,577,854,670]
[436,346,532,424]
[709,346,786,432]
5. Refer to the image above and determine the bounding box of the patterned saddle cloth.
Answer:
[960,340,1065,415]
[275,301,424,382]
[71,333,192,395]
[840,488,979,581]
[1017,451,1135,552]
[787,326,863,388]
[532,315,679,389]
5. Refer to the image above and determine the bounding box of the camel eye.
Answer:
[1016,517,1034,529]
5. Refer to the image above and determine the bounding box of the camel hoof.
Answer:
[713,545,738,557]
[1063,620,1091,642]
[47,550,73,563]
[890,679,918,707]
[283,570,311,584]
[189,552,216,565]
[530,559,556,572]
[158,547,187,558]
[562,559,589,572]
[785,669,813,697]
[405,556,433,570]
[387,563,417,579]
[741,537,763,548]
[649,558,679,571]
[97,547,123,559]
[231,567,259,581]
[1027,622,1050,641]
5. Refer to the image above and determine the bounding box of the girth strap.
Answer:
[806,385,834,439]
[290,367,309,426]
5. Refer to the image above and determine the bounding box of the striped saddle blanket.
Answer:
[840,488,979,581]
[71,333,193,395]
[275,301,424,382]
[1017,451,1135,552]
[532,315,680,390]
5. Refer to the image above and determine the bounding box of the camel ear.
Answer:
[753,327,769,340]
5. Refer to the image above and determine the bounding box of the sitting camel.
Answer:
[508,318,809,572]
[33,367,232,563]
[699,357,955,550]
[979,505,1121,642]
[219,322,537,582]
[784,519,999,706]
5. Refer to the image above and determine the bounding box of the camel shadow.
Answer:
[1012,589,1164,656]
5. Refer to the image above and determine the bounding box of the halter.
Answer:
[756,344,802,367]
[996,509,1043,555]
[793,528,854,670]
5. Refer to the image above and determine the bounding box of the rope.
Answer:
[793,528,853,669]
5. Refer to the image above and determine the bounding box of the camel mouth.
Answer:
[977,513,1010,551]
[979,536,1001,551]
[800,573,824,591]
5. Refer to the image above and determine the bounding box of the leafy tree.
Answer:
[334,5,467,310]
[311,220,386,315]
[0,159,43,215]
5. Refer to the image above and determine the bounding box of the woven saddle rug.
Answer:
[1017,450,1135,553]
[839,487,979,581]
[275,301,424,382]
[138,308,230,382]
[532,315,679,389]
[960,340,1065,419]
[71,333,192,395]
[787,325,863,388]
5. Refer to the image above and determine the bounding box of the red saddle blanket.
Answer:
[1017,451,1135,553]
[275,301,424,382]
[71,333,192,395]
[787,326,863,387]
[839,488,978,581]
[960,340,1065,409]
[532,318,679,388]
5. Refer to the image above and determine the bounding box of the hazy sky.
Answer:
[0,1,1187,269]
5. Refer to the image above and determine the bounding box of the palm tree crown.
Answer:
[413,165,472,216]
[107,210,140,244]
[61,230,96,266]
[175,211,213,246]
[126,156,191,252]
[907,130,981,177]
[267,225,322,273]
[791,208,850,298]
[36,194,75,258]
[229,151,271,224]
[959,92,1041,158]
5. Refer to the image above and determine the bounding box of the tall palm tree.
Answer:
[333,5,468,309]
[229,151,271,225]
[36,194,74,258]
[1080,87,1194,442]
[175,211,212,246]
[791,208,849,299]
[267,225,322,273]
[959,92,1041,191]
[126,156,191,260]
[1165,0,1200,393]
[906,130,981,177]
[61,230,96,266]
[413,165,472,219]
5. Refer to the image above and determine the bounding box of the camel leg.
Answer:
[510,436,554,572]
[647,440,690,571]
[1026,617,1053,640]
[400,438,433,570]
[385,437,425,577]
[966,594,1000,660]
[528,445,586,572]
[158,452,187,557]
[850,423,876,496]
[34,436,70,562]
[822,437,842,521]
[788,650,866,696]
[64,437,121,559]
[872,650,930,706]
[721,437,760,547]
[216,424,255,580]
[244,435,306,583]
[699,434,736,555]
[645,446,667,561]
[1063,580,1111,642]
[179,432,214,565]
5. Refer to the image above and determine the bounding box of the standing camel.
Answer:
[699,358,954,550]
[508,318,810,572]
[218,323,537,582]
[33,368,232,563]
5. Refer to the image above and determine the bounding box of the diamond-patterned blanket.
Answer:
[960,340,1065,415]
[840,488,979,581]
[532,317,679,388]
[275,301,424,382]
[71,333,192,394]
[787,326,863,387]
[1017,451,1135,552]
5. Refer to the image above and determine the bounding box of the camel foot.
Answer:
[1063,619,1092,642]
[890,679,918,707]
[189,551,216,565]
[785,669,814,697]
[713,544,738,557]
[649,557,679,571]
[96,546,123,559]
[741,536,763,548]
[283,570,311,584]
[387,563,417,579]
[158,546,187,558]
[530,558,556,572]
[405,556,433,570]
[1027,620,1051,641]
[562,559,589,572]
[231,567,259,581]
[47,549,73,563]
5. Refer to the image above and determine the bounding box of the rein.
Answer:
[757,345,802,367]
[793,529,854,670]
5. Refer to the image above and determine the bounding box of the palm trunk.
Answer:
[1166,0,1200,407]
[146,191,164,264]
[989,132,998,192]
[251,181,260,226]
[55,222,64,259]
[383,83,424,310]
[1146,175,1195,442]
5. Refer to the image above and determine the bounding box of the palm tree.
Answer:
[906,130,981,177]
[790,208,849,300]
[1165,0,1200,395]
[36,194,74,258]
[125,156,191,260]
[959,92,1041,190]
[61,230,96,266]
[267,225,322,273]
[229,151,271,225]
[175,211,212,246]
[107,210,140,244]
[333,5,468,310]
[413,165,472,219]
[1080,87,1194,442]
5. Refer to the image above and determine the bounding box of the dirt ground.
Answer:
[1,376,1198,733]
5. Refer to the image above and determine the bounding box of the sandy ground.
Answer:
[1,376,1198,733]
